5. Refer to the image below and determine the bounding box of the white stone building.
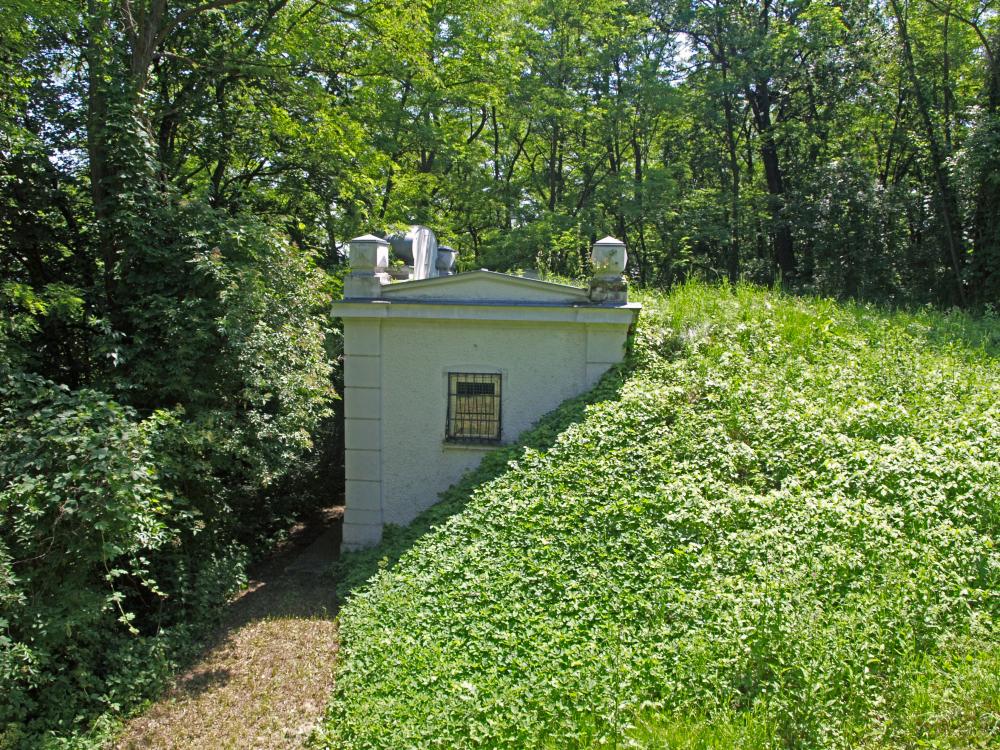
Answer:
[333,228,640,550]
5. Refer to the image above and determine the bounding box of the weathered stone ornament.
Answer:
[436,246,458,276]
[344,234,390,298]
[388,225,439,280]
[588,236,628,303]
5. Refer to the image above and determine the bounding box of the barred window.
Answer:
[446,373,501,443]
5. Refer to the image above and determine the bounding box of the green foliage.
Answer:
[119,204,336,493]
[0,368,176,734]
[2,0,999,742]
[320,283,1000,749]
[0,8,339,742]
[859,633,1000,749]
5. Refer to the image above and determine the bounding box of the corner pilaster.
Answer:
[584,324,627,387]
[341,316,384,550]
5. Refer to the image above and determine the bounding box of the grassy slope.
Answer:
[319,283,1000,749]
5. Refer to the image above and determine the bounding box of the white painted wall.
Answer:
[379,319,587,527]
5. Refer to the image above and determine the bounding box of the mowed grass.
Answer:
[318,283,1000,749]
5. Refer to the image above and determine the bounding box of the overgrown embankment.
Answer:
[320,283,999,749]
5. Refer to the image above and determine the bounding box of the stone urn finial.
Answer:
[345,234,390,298]
[436,246,458,276]
[591,236,627,280]
[349,234,389,273]
[589,236,628,303]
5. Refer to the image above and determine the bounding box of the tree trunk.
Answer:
[970,31,1000,302]
[547,123,561,212]
[890,0,966,305]
[84,1,117,316]
[747,79,795,280]
[721,61,741,284]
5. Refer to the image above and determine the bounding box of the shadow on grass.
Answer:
[332,362,633,601]
[908,311,999,358]
[170,510,342,676]
[174,668,233,698]
[776,281,1000,359]
[112,517,342,749]
[673,279,1000,358]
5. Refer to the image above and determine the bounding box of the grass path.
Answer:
[113,510,342,750]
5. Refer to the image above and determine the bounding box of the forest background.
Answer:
[1,0,998,743]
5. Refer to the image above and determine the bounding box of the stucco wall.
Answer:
[336,291,637,549]
[379,318,590,527]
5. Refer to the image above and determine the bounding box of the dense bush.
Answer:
[321,283,999,749]
[0,213,337,746]
[116,205,338,538]
[0,370,178,738]
[1,88,339,744]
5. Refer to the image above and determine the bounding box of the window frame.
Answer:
[445,372,502,444]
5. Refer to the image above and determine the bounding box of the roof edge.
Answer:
[377,269,590,300]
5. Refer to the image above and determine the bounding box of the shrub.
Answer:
[0,369,176,735]
[117,207,337,523]
[0,207,338,745]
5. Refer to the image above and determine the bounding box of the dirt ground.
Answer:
[113,508,342,750]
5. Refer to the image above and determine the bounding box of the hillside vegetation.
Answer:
[321,284,1000,749]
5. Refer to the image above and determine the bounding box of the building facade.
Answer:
[333,231,639,550]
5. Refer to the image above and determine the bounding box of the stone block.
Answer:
[585,362,611,388]
[341,521,383,550]
[344,386,380,420]
[586,327,625,364]
[345,479,381,510]
[344,354,380,388]
[345,448,380,481]
[345,417,380,451]
[343,275,385,299]
[343,506,382,526]
[344,320,382,356]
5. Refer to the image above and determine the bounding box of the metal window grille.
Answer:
[446,373,501,443]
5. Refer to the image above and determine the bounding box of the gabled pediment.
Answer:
[378,270,590,304]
